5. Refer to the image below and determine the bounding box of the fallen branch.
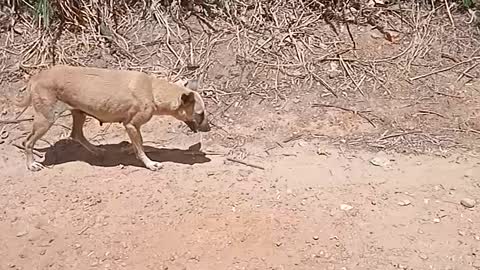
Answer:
[417,110,447,118]
[409,57,480,81]
[378,131,422,140]
[312,103,376,128]
[226,158,265,170]
[0,118,34,124]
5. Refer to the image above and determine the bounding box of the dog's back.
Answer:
[30,65,155,123]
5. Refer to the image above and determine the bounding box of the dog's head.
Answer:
[173,79,211,133]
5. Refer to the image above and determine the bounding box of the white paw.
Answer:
[145,161,164,171]
[28,161,44,172]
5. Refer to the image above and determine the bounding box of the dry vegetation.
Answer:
[0,0,479,154]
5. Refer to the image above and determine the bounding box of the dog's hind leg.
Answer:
[24,112,54,171]
[124,123,163,171]
[69,109,105,156]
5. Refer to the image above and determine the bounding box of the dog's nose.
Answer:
[199,121,211,132]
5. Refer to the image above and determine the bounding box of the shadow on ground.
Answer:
[40,140,211,168]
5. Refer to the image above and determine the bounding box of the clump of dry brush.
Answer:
[2,0,475,31]
[0,0,477,79]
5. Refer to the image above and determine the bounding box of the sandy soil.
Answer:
[0,108,479,270]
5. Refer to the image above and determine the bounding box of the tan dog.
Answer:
[16,65,210,172]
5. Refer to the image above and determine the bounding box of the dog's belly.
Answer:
[61,96,137,124]
[78,107,129,124]
[66,103,130,124]
[84,112,125,124]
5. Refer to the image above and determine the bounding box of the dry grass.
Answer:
[0,0,479,155]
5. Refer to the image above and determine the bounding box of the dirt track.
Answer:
[0,110,479,269]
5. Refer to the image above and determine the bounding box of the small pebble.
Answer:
[313,235,319,241]
[433,218,441,223]
[398,200,411,206]
[275,241,283,247]
[16,231,28,237]
[418,253,428,260]
[316,149,330,156]
[460,198,476,208]
[39,249,46,255]
[340,204,353,211]
[369,157,390,167]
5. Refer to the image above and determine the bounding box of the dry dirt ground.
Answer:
[0,104,479,270]
[1,7,480,270]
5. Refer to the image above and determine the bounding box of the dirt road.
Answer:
[0,114,479,270]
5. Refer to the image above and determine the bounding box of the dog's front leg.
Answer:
[124,123,163,171]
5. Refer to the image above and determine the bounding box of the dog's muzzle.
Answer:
[185,120,211,133]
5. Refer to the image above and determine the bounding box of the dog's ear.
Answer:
[174,79,198,91]
[180,92,195,106]
[183,79,198,91]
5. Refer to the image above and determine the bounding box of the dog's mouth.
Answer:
[184,120,211,133]
[184,121,198,133]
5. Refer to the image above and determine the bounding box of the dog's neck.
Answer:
[154,102,179,116]
[151,78,189,116]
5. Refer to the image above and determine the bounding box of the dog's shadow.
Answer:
[41,140,211,169]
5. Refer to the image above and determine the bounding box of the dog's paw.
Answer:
[145,161,164,171]
[27,162,45,172]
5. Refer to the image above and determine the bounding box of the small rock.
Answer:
[39,249,46,255]
[340,204,353,211]
[297,141,308,147]
[418,253,428,260]
[397,200,411,206]
[316,148,330,156]
[433,218,441,223]
[313,235,319,241]
[275,241,283,247]
[16,231,28,237]
[327,70,342,79]
[369,156,391,167]
[460,198,476,208]
[458,230,466,236]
